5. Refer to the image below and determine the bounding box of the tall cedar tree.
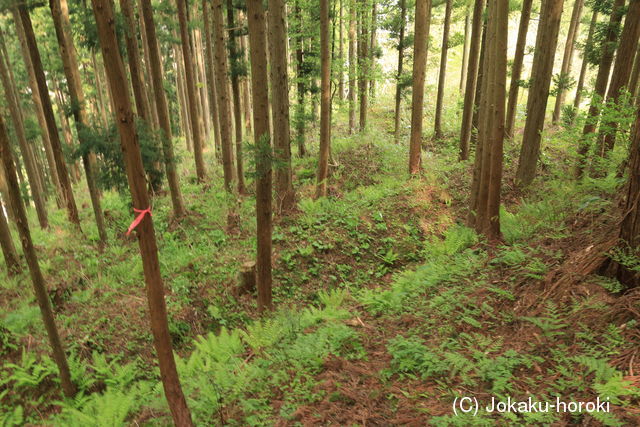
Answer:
[120,0,152,123]
[212,0,236,191]
[268,0,295,211]
[0,31,48,229]
[176,0,207,182]
[50,0,108,244]
[202,0,222,156]
[629,45,640,100]
[246,0,273,312]
[393,0,407,143]
[91,0,194,423]
[459,7,470,92]
[0,115,76,397]
[293,1,308,153]
[434,0,452,140]
[598,0,640,155]
[317,0,332,197]
[577,0,625,176]
[515,0,565,187]
[17,5,81,227]
[12,9,63,209]
[0,191,20,275]
[573,10,598,114]
[358,0,369,131]
[227,1,246,194]
[504,0,532,139]
[606,107,640,288]
[459,0,485,160]
[468,0,508,240]
[140,0,187,217]
[551,0,584,124]
[348,0,357,133]
[409,0,432,174]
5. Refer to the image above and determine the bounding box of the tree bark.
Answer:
[12,9,63,208]
[504,0,533,139]
[212,0,236,192]
[611,107,640,288]
[458,0,485,160]
[358,0,369,131]
[348,0,357,134]
[408,0,432,174]
[460,7,471,93]
[268,0,295,211]
[17,6,81,228]
[393,0,407,144]
[551,0,584,124]
[577,0,625,177]
[139,0,187,217]
[227,0,246,194]
[50,0,108,244]
[338,0,345,100]
[0,193,20,276]
[434,0,452,140]
[246,0,273,312]
[202,0,222,158]
[468,0,508,240]
[515,0,565,187]
[572,10,598,113]
[599,0,640,155]
[368,0,377,98]
[176,0,206,182]
[91,0,193,423]
[317,0,332,198]
[0,30,48,229]
[0,115,75,397]
[629,45,640,100]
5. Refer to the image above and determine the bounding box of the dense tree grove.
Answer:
[1,0,640,424]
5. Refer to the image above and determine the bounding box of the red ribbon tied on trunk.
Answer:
[126,207,152,236]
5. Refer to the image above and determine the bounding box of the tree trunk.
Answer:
[120,0,151,122]
[91,0,193,423]
[175,46,193,152]
[17,6,81,228]
[268,0,295,212]
[610,107,640,288]
[458,0,485,160]
[368,1,377,98]
[176,0,206,182]
[434,0,452,140]
[408,0,432,174]
[0,115,75,397]
[468,0,508,240]
[577,0,625,176]
[599,0,640,155]
[0,194,20,276]
[12,9,63,208]
[573,10,598,112]
[139,0,187,218]
[202,0,222,158]
[92,50,110,127]
[50,0,108,244]
[515,0,565,187]
[138,4,161,130]
[338,0,345,100]
[227,0,246,194]
[246,0,273,312]
[358,0,369,131]
[551,0,584,124]
[317,0,332,198]
[0,30,48,229]
[504,0,533,139]
[393,0,407,144]
[348,0,356,134]
[629,45,640,100]
[460,7,471,93]
[212,0,236,192]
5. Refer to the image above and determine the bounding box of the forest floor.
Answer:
[1,100,640,426]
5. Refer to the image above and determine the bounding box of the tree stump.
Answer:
[236,261,256,296]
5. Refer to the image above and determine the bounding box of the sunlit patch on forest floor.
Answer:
[1,104,640,425]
